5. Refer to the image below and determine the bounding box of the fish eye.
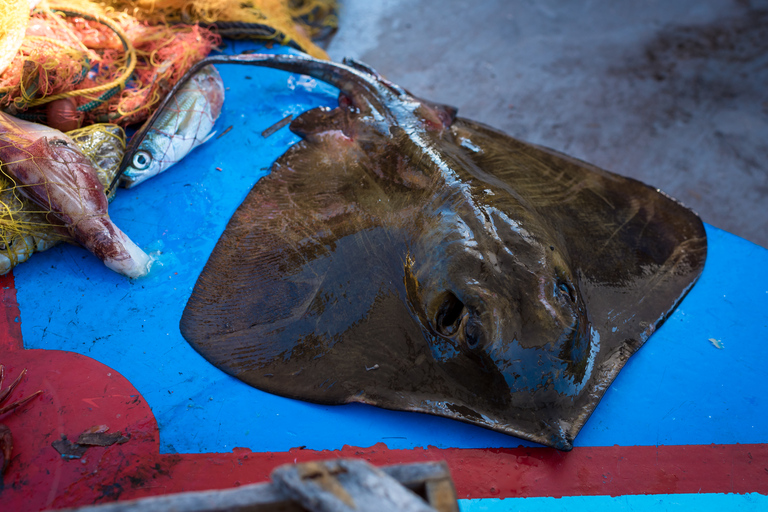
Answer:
[132,150,152,170]
[435,291,465,336]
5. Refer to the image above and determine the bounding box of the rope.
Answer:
[203,21,306,52]
[25,6,137,112]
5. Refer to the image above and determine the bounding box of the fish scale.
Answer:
[120,65,224,189]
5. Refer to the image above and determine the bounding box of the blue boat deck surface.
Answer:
[2,41,767,510]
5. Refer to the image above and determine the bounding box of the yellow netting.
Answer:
[0,0,336,124]
[0,176,62,275]
[289,0,338,43]
[104,18,220,124]
[67,122,126,197]
[0,0,338,274]
[96,0,336,59]
[0,6,103,114]
[0,122,125,274]
[0,1,221,126]
[0,0,29,76]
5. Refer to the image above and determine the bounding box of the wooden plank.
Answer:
[56,461,458,512]
[272,459,437,512]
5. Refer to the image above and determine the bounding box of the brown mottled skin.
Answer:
[173,54,706,450]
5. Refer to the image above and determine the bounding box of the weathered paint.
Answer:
[1,323,766,508]
[459,494,768,511]
[1,272,22,349]
[12,47,768,453]
[1,41,766,510]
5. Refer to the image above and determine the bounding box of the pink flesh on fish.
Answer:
[0,113,150,278]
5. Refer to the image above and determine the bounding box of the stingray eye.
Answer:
[132,150,152,170]
[464,316,483,350]
[435,292,465,336]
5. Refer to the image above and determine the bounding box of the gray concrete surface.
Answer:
[327,0,768,248]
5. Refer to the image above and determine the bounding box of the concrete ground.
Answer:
[326,0,768,248]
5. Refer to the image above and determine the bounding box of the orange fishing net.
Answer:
[90,16,221,125]
[0,0,29,76]
[98,0,336,59]
[0,0,338,275]
[0,0,336,124]
[0,1,220,126]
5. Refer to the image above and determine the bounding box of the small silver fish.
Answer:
[121,65,225,188]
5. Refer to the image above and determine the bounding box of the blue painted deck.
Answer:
[11,41,768,508]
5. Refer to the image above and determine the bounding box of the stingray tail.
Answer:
[115,53,399,190]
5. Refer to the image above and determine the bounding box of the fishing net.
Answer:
[0,0,220,127]
[1,3,133,119]
[0,0,339,274]
[68,123,126,198]
[0,0,336,125]
[91,17,221,125]
[1,8,96,114]
[289,0,339,48]
[0,0,29,76]
[0,122,125,275]
[97,0,337,58]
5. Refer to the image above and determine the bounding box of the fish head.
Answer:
[403,174,595,443]
[120,65,224,189]
[0,132,98,196]
[0,112,151,278]
[121,138,165,187]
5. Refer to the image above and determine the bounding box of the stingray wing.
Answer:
[181,112,706,450]
[180,137,427,404]
[449,118,707,436]
[181,129,588,447]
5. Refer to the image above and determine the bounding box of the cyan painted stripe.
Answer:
[459,493,768,512]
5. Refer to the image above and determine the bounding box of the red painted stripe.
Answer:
[0,271,23,351]
[137,443,768,500]
[3,272,766,508]
[5,346,766,509]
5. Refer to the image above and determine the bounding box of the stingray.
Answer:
[168,53,706,450]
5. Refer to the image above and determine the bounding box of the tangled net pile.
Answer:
[0,0,337,275]
[0,1,222,126]
[103,0,337,57]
